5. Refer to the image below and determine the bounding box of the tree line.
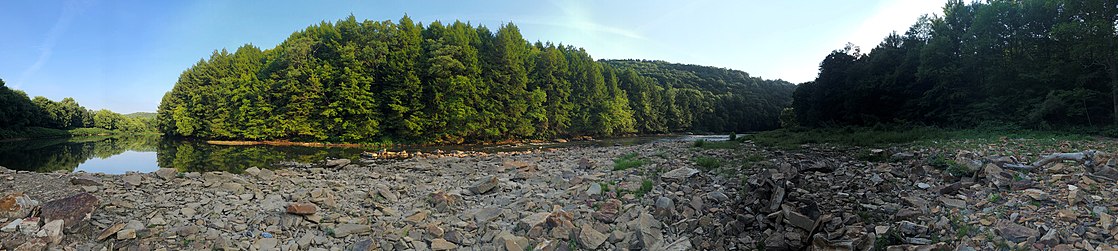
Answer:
[0,78,155,137]
[157,15,794,144]
[793,0,1117,129]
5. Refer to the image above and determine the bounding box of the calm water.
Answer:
[0,134,726,174]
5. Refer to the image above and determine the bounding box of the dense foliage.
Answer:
[793,0,1118,128]
[603,60,795,133]
[159,15,794,143]
[0,78,155,137]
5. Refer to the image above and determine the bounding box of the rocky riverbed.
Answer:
[1,139,1117,250]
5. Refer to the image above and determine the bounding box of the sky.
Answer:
[0,0,948,113]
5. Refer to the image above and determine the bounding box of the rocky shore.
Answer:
[1,139,1117,250]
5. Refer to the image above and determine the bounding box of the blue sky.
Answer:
[0,0,946,113]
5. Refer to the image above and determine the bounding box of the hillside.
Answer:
[157,15,794,144]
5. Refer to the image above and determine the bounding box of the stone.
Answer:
[286,202,318,215]
[426,224,445,238]
[519,212,550,230]
[1057,209,1078,221]
[586,183,602,196]
[939,197,967,209]
[123,175,146,187]
[1068,189,1084,205]
[592,199,622,223]
[325,158,351,168]
[375,184,399,202]
[997,222,1038,242]
[498,234,530,251]
[916,182,932,189]
[69,175,102,186]
[96,222,125,241]
[116,228,137,240]
[154,168,177,180]
[406,210,429,223]
[938,181,965,195]
[333,224,371,237]
[661,167,699,180]
[1023,189,1049,201]
[1040,229,1060,247]
[428,191,461,212]
[349,239,374,251]
[39,192,99,232]
[654,196,674,217]
[430,238,458,250]
[784,207,817,231]
[0,192,38,218]
[708,191,730,202]
[181,207,197,218]
[36,219,63,245]
[469,176,499,194]
[578,227,607,249]
[1100,212,1113,230]
[2,218,21,232]
[244,167,261,176]
[473,207,501,224]
[18,217,39,235]
[663,237,693,251]
[253,238,279,251]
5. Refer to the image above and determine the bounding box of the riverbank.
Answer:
[2,136,1117,250]
[0,127,159,142]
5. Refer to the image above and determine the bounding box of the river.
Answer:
[0,134,728,174]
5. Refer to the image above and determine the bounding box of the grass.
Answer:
[613,153,645,171]
[0,127,71,140]
[635,178,654,197]
[693,156,722,171]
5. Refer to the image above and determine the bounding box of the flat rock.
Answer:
[430,238,458,250]
[37,219,63,245]
[939,197,967,209]
[116,228,136,240]
[40,192,99,232]
[578,227,607,249]
[1023,189,1049,201]
[325,158,351,168]
[253,238,279,251]
[661,167,699,180]
[996,222,1038,242]
[286,202,318,215]
[473,207,501,224]
[469,176,499,195]
[96,223,125,241]
[154,168,177,180]
[122,174,142,186]
[333,224,371,237]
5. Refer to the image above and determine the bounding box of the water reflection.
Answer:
[0,134,724,174]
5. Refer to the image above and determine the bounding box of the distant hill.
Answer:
[603,59,796,132]
[123,112,156,119]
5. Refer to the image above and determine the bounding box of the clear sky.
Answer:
[0,0,947,113]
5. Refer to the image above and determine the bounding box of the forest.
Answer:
[157,15,795,144]
[792,0,1118,129]
[0,78,156,138]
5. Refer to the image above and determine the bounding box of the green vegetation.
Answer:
[157,15,794,144]
[792,0,1118,129]
[612,153,645,171]
[693,156,722,171]
[636,178,654,197]
[0,78,157,140]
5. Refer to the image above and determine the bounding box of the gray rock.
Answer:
[469,176,499,195]
[325,158,351,168]
[654,197,674,217]
[578,227,607,249]
[939,197,967,209]
[663,237,692,251]
[996,222,1038,242]
[473,207,502,224]
[661,167,699,180]
[587,183,602,196]
[334,224,371,238]
[154,168,177,180]
[253,238,279,251]
[707,191,730,202]
[430,238,457,250]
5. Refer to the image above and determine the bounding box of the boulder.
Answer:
[39,192,99,232]
[996,222,1038,242]
[430,238,458,250]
